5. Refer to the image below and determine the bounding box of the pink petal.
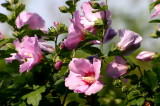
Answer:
[106,62,128,79]
[81,2,104,22]
[65,74,86,90]
[74,84,89,93]
[151,8,160,18]
[93,58,101,80]
[85,80,103,95]
[69,58,94,75]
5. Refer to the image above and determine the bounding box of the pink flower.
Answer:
[6,35,43,73]
[81,2,111,32]
[136,51,155,61]
[82,2,104,22]
[0,32,4,39]
[65,58,103,95]
[64,11,85,50]
[16,11,45,30]
[106,56,128,79]
[117,29,142,55]
[64,2,112,50]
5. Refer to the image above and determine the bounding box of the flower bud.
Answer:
[59,6,68,13]
[150,33,158,38]
[136,51,155,61]
[103,27,117,43]
[60,42,65,50]
[90,2,100,9]
[54,61,63,71]
[53,22,59,27]
[117,29,142,55]
[112,79,122,87]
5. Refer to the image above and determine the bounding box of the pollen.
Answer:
[24,53,33,58]
[82,75,95,84]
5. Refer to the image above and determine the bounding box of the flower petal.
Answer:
[85,80,103,95]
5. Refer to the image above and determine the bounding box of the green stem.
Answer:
[72,49,76,57]
[137,66,143,77]
[61,89,69,106]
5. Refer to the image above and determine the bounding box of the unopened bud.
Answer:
[150,33,158,38]
[54,61,63,71]
[90,2,100,9]
[121,86,128,92]
[60,42,65,50]
[113,79,122,87]
[53,22,59,27]
[59,6,68,13]
[6,43,15,49]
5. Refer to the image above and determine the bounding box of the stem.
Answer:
[61,89,69,106]
[72,49,76,57]
[55,35,58,51]
[53,34,59,62]
[137,66,143,77]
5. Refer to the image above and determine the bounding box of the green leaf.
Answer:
[15,3,25,16]
[22,86,46,106]
[142,70,158,91]
[0,13,8,23]
[127,90,140,100]
[4,60,20,74]
[54,78,64,86]
[153,67,160,82]
[67,101,79,106]
[154,93,160,105]
[149,1,160,12]
[137,97,145,106]
[1,3,12,11]
[81,46,102,55]
[149,19,160,23]
[0,38,14,47]
[66,1,73,6]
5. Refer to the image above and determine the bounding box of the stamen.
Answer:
[82,75,95,84]
[24,53,33,58]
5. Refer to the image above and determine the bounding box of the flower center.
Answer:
[24,53,33,58]
[82,74,95,84]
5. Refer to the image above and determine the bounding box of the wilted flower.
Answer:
[54,61,63,71]
[6,35,43,73]
[136,51,155,61]
[16,11,45,30]
[106,56,128,79]
[117,29,142,55]
[65,58,103,95]
[103,27,117,43]
[38,42,54,53]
